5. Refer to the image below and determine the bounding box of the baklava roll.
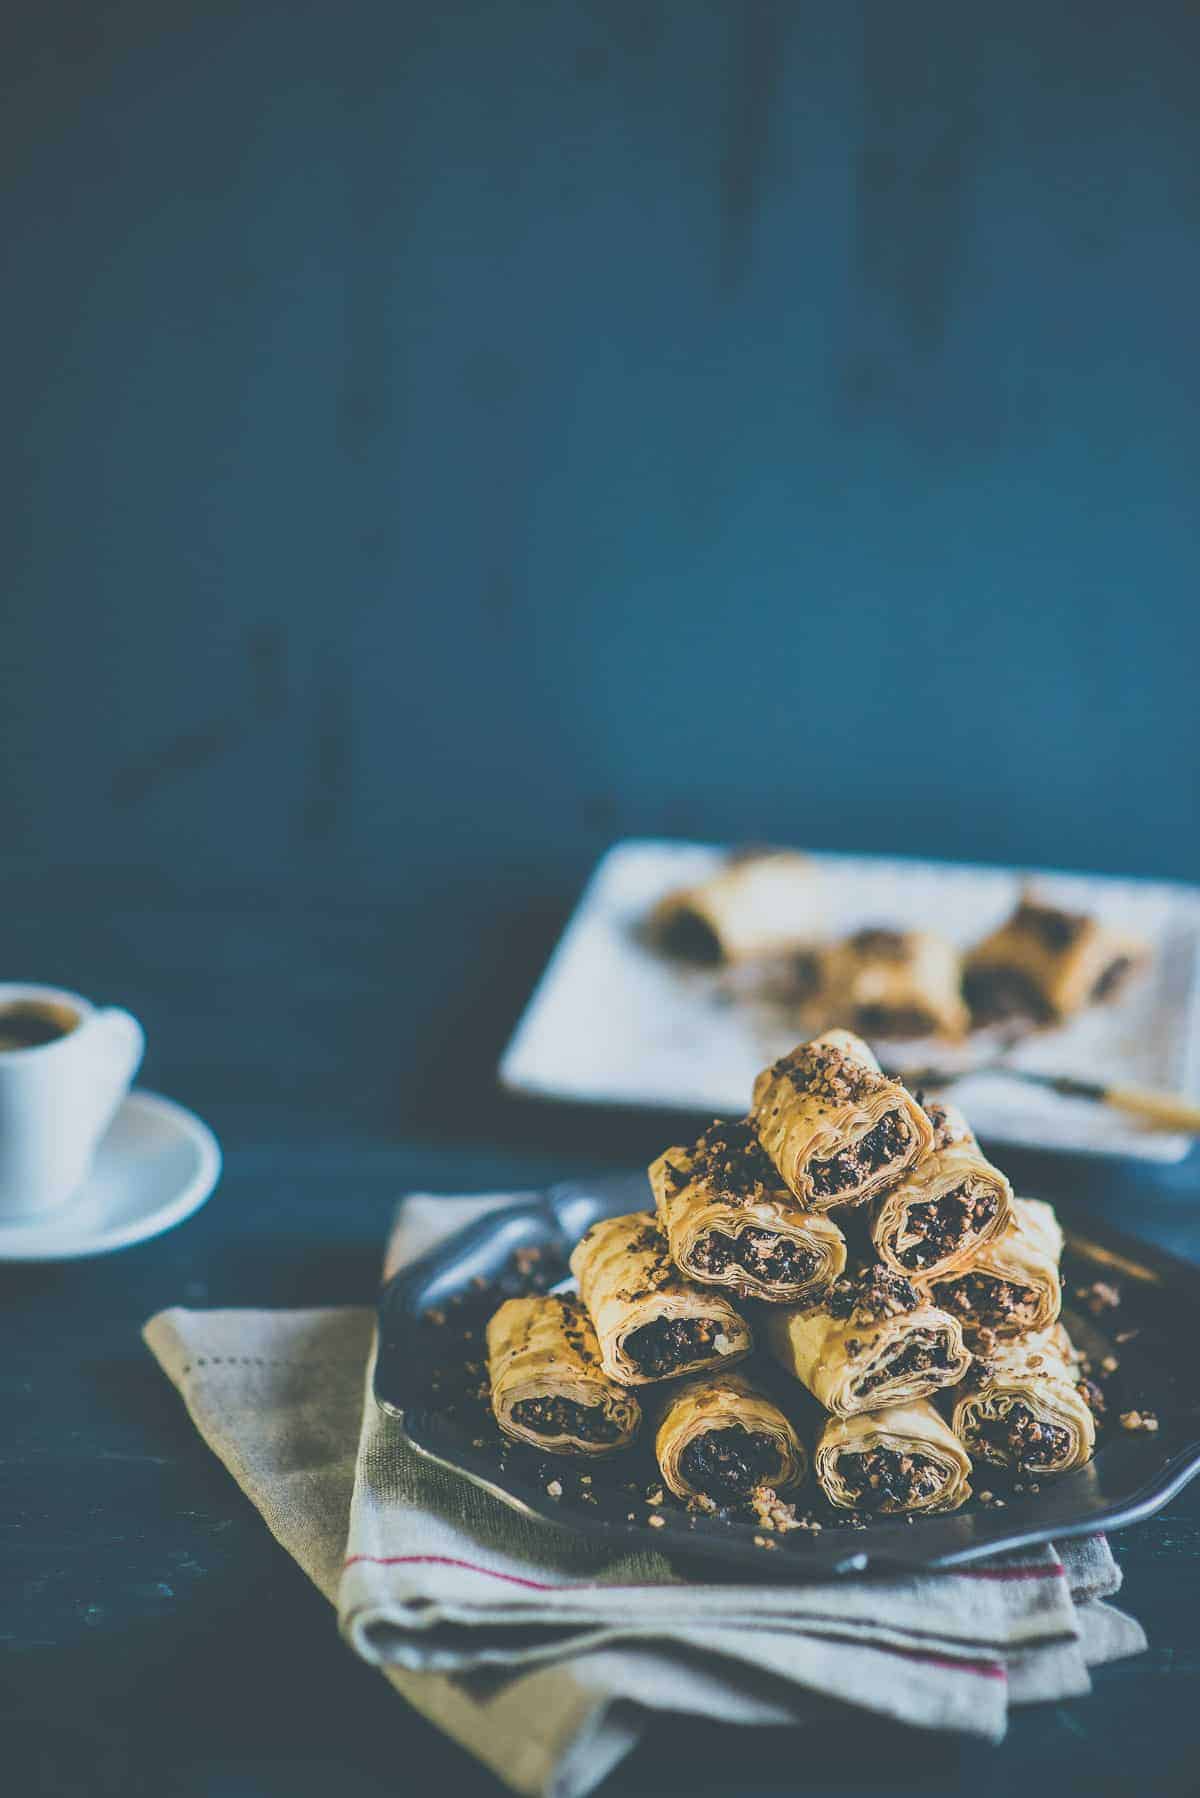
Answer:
[650,1119,846,1305]
[569,1212,753,1386]
[649,849,814,965]
[951,1329,1096,1477]
[928,1197,1063,1344]
[654,1369,807,1505]
[765,1265,971,1418]
[964,897,1145,1026]
[752,1029,933,1210]
[870,1102,1014,1279]
[486,1295,642,1455]
[816,1400,972,1514]
[823,927,969,1041]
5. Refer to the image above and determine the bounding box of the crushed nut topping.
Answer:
[683,1119,788,1206]
[750,1486,804,1532]
[827,1264,922,1325]
[1076,1280,1121,1316]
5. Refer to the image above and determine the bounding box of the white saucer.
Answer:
[0,1089,221,1262]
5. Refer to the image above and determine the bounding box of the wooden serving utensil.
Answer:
[884,1062,1200,1136]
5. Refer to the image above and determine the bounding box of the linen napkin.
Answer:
[144,1189,1146,1798]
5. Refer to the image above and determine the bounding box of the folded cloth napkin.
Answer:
[144,1190,1146,1798]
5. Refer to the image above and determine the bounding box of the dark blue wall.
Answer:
[4,1,1198,907]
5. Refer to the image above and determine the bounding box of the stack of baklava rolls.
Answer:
[486,1027,1095,1516]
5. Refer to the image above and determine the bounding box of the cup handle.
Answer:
[83,1006,146,1143]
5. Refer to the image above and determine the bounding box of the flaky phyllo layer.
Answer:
[752,1029,933,1210]
[486,1295,642,1455]
[821,927,969,1042]
[816,1400,972,1513]
[654,1369,807,1504]
[569,1212,753,1386]
[929,1196,1063,1344]
[964,896,1144,1026]
[650,1119,846,1305]
[649,849,816,965]
[765,1264,971,1419]
[951,1327,1095,1476]
[871,1102,1013,1280]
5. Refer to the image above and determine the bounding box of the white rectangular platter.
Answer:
[500,839,1200,1162]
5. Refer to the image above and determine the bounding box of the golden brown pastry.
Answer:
[649,849,815,965]
[870,1102,1013,1279]
[752,1029,933,1210]
[927,1197,1062,1344]
[486,1295,642,1455]
[764,1264,971,1418]
[649,1119,846,1305]
[654,1369,807,1504]
[569,1212,753,1386]
[822,927,968,1041]
[815,1400,972,1513]
[964,896,1145,1026]
[950,1327,1096,1476]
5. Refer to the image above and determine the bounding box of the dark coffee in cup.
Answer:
[0,1000,80,1052]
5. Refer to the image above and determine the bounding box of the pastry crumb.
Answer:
[1075,1280,1121,1316]
[1120,1409,1158,1433]
[647,1512,666,1528]
[546,1479,563,1498]
[750,1485,804,1533]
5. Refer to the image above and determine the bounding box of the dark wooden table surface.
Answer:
[3,885,1198,1798]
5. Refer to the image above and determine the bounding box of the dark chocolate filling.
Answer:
[848,927,908,959]
[852,1005,938,1040]
[894,1184,1000,1271]
[678,1426,779,1500]
[692,1226,819,1289]
[973,1402,1071,1471]
[510,1395,622,1444]
[933,1271,1040,1333]
[658,907,723,965]
[809,1111,912,1198]
[1013,901,1086,953]
[963,966,1054,1026]
[1092,955,1132,1001]
[856,1329,955,1397]
[624,1315,727,1378]
[837,1447,943,1512]
[777,949,823,1004]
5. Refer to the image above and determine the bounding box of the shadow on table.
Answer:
[370,894,713,1169]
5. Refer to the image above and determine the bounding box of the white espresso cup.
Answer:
[0,983,145,1220]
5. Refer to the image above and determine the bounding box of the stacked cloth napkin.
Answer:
[144,1192,1146,1798]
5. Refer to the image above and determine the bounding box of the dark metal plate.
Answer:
[375,1172,1200,1578]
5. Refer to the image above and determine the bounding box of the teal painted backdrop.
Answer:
[4,1,1198,903]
